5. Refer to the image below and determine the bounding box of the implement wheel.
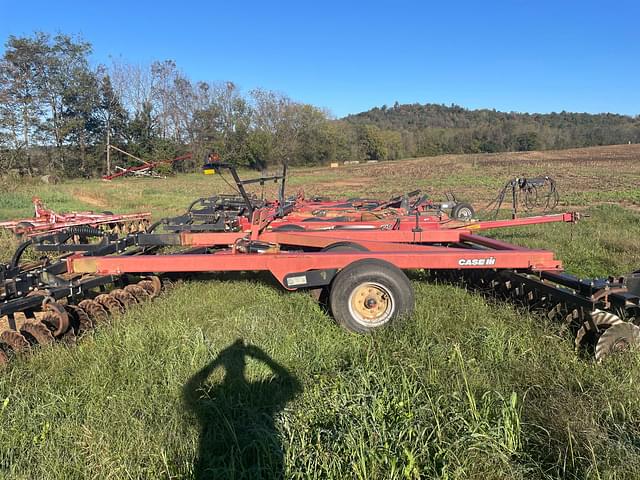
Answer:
[451,202,475,221]
[329,259,414,333]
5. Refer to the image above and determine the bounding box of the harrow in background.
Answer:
[0,197,150,238]
[0,162,638,366]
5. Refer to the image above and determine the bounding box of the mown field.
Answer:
[1,144,640,479]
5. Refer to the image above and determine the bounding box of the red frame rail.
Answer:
[68,228,562,289]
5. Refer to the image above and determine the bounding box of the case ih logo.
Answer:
[458,257,497,267]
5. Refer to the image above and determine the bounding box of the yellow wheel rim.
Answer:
[348,282,394,327]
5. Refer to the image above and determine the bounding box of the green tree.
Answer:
[35,33,93,170]
[0,33,48,173]
[358,124,388,160]
[515,132,539,151]
[96,70,129,175]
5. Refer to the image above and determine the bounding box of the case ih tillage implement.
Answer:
[1,163,638,366]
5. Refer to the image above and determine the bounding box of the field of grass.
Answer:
[1,144,640,479]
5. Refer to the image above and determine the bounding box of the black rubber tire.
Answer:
[101,211,114,215]
[329,259,414,333]
[316,243,369,307]
[451,202,475,221]
[321,242,368,253]
[272,224,306,232]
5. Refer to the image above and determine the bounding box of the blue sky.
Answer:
[1,0,638,117]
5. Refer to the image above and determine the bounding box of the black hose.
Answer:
[146,220,163,233]
[10,239,33,269]
[186,198,203,213]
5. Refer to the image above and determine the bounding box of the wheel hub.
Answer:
[364,297,378,309]
[350,283,393,324]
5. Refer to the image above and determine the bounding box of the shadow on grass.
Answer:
[183,339,301,479]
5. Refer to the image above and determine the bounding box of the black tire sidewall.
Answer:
[451,203,474,220]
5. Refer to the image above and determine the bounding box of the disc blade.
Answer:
[595,322,640,362]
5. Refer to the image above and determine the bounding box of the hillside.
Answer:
[343,102,640,157]
[345,103,640,131]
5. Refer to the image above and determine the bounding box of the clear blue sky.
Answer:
[1,0,638,117]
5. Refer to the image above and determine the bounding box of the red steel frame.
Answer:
[233,203,577,231]
[67,208,569,289]
[187,212,578,246]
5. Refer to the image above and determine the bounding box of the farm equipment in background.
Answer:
[292,191,475,221]
[153,162,477,234]
[102,148,192,181]
[0,197,151,238]
[485,176,560,219]
[0,163,638,367]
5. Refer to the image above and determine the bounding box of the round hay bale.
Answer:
[40,174,60,185]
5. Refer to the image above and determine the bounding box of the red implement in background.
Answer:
[102,153,192,181]
[0,197,150,237]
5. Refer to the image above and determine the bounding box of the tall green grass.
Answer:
[2,281,640,479]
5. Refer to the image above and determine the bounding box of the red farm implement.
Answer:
[1,161,638,366]
[102,149,192,181]
[0,197,151,238]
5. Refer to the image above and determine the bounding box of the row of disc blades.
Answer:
[0,276,161,365]
[440,269,640,362]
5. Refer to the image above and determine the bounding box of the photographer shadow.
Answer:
[183,339,301,479]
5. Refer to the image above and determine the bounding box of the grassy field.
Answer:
[1,144,640,479]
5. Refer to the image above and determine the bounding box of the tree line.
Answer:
[345,103,640,158]
[0,32,353,176]
[1,32,639,177]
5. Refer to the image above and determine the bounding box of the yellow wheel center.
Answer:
[351,284,390,321]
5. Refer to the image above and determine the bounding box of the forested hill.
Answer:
[2,31,639,177]
[343,103,640,155]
